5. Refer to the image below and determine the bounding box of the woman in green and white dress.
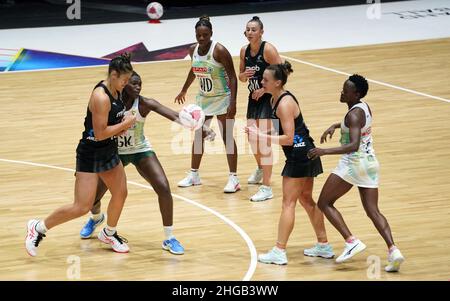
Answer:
[175,15,240,193]
[308,74,405,272]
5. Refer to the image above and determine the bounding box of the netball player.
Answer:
[239,16,283,202]
[25,54,136,256]
[175,16,240,193]
[79,71,215,255]
[308,74,405,271]
[246,62,333,265]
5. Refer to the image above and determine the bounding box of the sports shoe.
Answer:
[80,213,105,239]
[250,185,273,202]
[224,174,241,193]
[162,237,185,255]
[97,228,129,253]
[336,239,367,263]
[258,247,288,265]
[25,219,46,257]
[303,243,335,259]
[248,168,263,184]
[177,170,201,187]
[385,248,405,272]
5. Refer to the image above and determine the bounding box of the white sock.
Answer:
[229,172,237,177]
[164,226,174,240]
[104,225,116,236]
[275,246,286,253]
[190,168,198,173]
[36,220,48,234]
[318,242,329,246]
[91,212,103,222]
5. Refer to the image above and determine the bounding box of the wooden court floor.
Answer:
[0,38,449,280]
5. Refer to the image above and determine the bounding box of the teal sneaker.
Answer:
[80,213,105,239]
[258,247,288,265]
[162,237,185,255]
[303,243,335,259]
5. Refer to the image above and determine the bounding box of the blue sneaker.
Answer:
[162,237,185,255]
[80,213,105,239]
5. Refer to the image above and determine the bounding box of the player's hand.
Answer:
[243,68,255,78]
[320,126,336,143]
[307,148,325,160]
[244,124,259,142]
[251,88,265,101]
[175,91,187,104]
[202,125,216,142]
[122,111,136,128]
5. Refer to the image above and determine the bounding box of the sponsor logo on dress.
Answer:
[293,135,306,148]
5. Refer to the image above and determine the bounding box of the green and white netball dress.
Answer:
[192,41,230,116]
[333,102,380,188]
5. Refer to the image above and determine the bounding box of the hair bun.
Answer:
[199,15,210,21]
[282,60,293,75]
[252,16,260,20]
[120,52,131,63]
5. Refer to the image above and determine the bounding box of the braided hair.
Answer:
[195,15,212,30]
[108,52,133,76]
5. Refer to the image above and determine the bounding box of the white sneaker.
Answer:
[97,228,129,253]
[250,185,273,202]
[336,239,367,263]
[258,247,288,265]
[177,170,201,187]
[304,243,335,259]
[224,175,241,193]
[248,168,263,184]
[25,219,46,257]
[385,248,405,272]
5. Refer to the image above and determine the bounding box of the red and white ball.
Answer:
[146,2,164,20]
[179,104,206,131]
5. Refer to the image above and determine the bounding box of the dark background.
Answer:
[0,0,409,29]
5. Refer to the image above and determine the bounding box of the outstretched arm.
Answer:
[141,96,216,141]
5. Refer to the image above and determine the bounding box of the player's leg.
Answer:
[358,187,404,271]
[250,119,274,202]
[258,177,301,265]
[135,153,184,255]
[96,162,129,253]
[317,174,366,262]
[216,113,240,193]
[26,172,99,256]
[178,116,213,187]
[79,179,107,238]
[299,178,335,259]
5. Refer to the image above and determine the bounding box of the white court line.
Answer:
[0,158,257,281]
[281,55,450,104]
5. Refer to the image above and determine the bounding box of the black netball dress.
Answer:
[272,91,323,178]
[245,41,273,119]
